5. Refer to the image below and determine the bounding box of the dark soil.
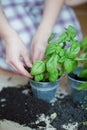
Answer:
[0,85,87,130]
[49,96,87,130]
[69,73,87,81]
[0,85,51,128]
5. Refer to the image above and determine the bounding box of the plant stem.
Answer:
[76,58,87,61]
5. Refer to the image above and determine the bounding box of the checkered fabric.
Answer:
[0,0,83,71]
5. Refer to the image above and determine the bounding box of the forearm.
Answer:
[65,0,87,7]
[0,5,13,39]
[39,0,64,34]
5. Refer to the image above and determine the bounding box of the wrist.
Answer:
[37,22,53,39]
[0,26,16,41]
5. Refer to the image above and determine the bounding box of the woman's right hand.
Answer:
[5,30,32,78]
[0,6,32,78]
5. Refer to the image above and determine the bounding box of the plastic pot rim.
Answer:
[67,74,86,84]
[29,76,62,85]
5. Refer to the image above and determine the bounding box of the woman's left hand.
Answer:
[30,27,51,63]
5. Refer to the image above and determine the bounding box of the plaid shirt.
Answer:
[0,0,82,70]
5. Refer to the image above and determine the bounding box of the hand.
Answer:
[30,0,65,63]
[5,31,32,78]
[30,28,50,63]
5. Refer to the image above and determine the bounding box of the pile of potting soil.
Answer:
[0,86,51,129]
[49,96,87,130]
[0,85,87,130]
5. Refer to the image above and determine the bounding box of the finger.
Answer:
[9,62,18,72]
[11,60,33,78]
[22,51,32,67]
[32,48,40,63]
[6,58,18,72]
[33,47,46,62]
[39,50,45,60]
[30,44,34,63]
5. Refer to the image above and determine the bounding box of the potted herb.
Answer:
[29,25,80,102]
[67,37,87,104]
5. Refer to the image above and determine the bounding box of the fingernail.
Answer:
[27,63,32,68]
[30,63,32,67]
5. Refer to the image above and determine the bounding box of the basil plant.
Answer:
[76,37,87,91]
[30,25,81,82]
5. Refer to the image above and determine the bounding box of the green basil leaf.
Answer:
[48,33,56,43]
[79,53,87,59]
[31,61,45,75]
[56,46,62,54]
[45,43,56,57]
[83,63,87,69]
[46,54,58,73]
[66,43,80,58]
[79,69,87,78]
[64,59,77,73]
[48,70,59,82]
[77,82,87,91]
[57,32,67,44]
[80,37,87,49]
[66,25,77,39]
[59,49,65,57]
[34,73,44,82]
[59,56,66,63]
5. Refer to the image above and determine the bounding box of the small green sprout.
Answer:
[50,112,57,120]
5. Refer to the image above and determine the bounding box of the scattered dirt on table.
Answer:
[0,86,51,128]
[0,85,87,130]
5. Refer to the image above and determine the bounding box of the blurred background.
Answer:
[73,3,87,37]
